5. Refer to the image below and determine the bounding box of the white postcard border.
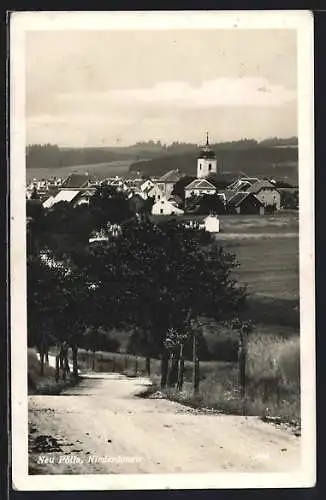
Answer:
[10,10,315,491]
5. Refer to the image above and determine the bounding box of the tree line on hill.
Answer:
[129,146,298,185]
[27,185,250,393]
[26,137,298,171]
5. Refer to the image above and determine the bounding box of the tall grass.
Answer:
[73,333,300,424]
[154,335,300,424]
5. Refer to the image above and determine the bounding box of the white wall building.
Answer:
[152,198,184,216]
[204,215,220,233]
[184,178,217,199]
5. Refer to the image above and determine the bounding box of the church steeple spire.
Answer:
[206,131,209,146]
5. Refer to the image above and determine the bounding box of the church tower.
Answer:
[197,132,217,178]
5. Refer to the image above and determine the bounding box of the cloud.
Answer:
[58,78,296,109]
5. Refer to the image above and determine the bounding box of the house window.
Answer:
[158,195,160,200]
[199,164,202,170]
[160,209,163,214]
[209,164,212,171]
[171,211,175,215]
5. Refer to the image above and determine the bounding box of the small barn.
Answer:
[227,192,265,215]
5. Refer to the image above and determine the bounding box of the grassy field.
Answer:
[224,236,299,300]
[152,212,299,301]
[26,159,141,183]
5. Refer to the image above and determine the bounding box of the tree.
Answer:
[196,193,226,215]
[89,184,133,229]
[83,218,246,387]
[280,190,299,210]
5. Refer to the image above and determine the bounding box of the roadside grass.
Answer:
[74,331,300,426]
[28,348,80,395]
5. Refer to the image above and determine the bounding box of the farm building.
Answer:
[151,198,184,216]
[227,178,281,211]
[156,169,184,198]
[60,173,97,189]
[42,188,96,209]
[247,180,281,211]
[227,192,265,215]
[184,178,217,199]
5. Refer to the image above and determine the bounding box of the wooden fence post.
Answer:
[177,344,185,391]
[193,331,200,395]
[239,328,247,415]
[55,355,60,383]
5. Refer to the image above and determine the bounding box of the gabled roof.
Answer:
[223,189,237,202]
[43,189,81,208]
[227,192,263,208]
[246,180,276,194]
[158,169,183,183]
[61,173,95,189]
[185,178,217,191]
[227,177,258,190]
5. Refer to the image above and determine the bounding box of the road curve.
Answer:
[29,368,300,475]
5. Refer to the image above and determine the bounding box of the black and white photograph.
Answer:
[10,11,315,490]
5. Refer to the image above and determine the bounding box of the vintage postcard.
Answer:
[10,10,315,490]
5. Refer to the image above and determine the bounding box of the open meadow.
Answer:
[26,160,142,183]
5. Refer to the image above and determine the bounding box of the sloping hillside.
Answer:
[129,146,298,185]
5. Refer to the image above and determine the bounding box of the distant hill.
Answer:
[26,137,298,172]
[129,145,298,186]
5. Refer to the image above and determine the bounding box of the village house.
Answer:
[184,178,217,199]
[141,182,165,203]
[157,169,184,198]
[60,172,96,189]
[42,188,96,209]
[151,198,184,216]
[227,177,281,211]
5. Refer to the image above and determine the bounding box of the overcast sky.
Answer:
[26,29,297,147]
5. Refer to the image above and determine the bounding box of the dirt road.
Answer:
[29,368,301,475]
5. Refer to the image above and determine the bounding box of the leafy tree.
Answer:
[171,176,197,203]
[82,218,246,386]
[280,190,299,210]
[89,184,133,229]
